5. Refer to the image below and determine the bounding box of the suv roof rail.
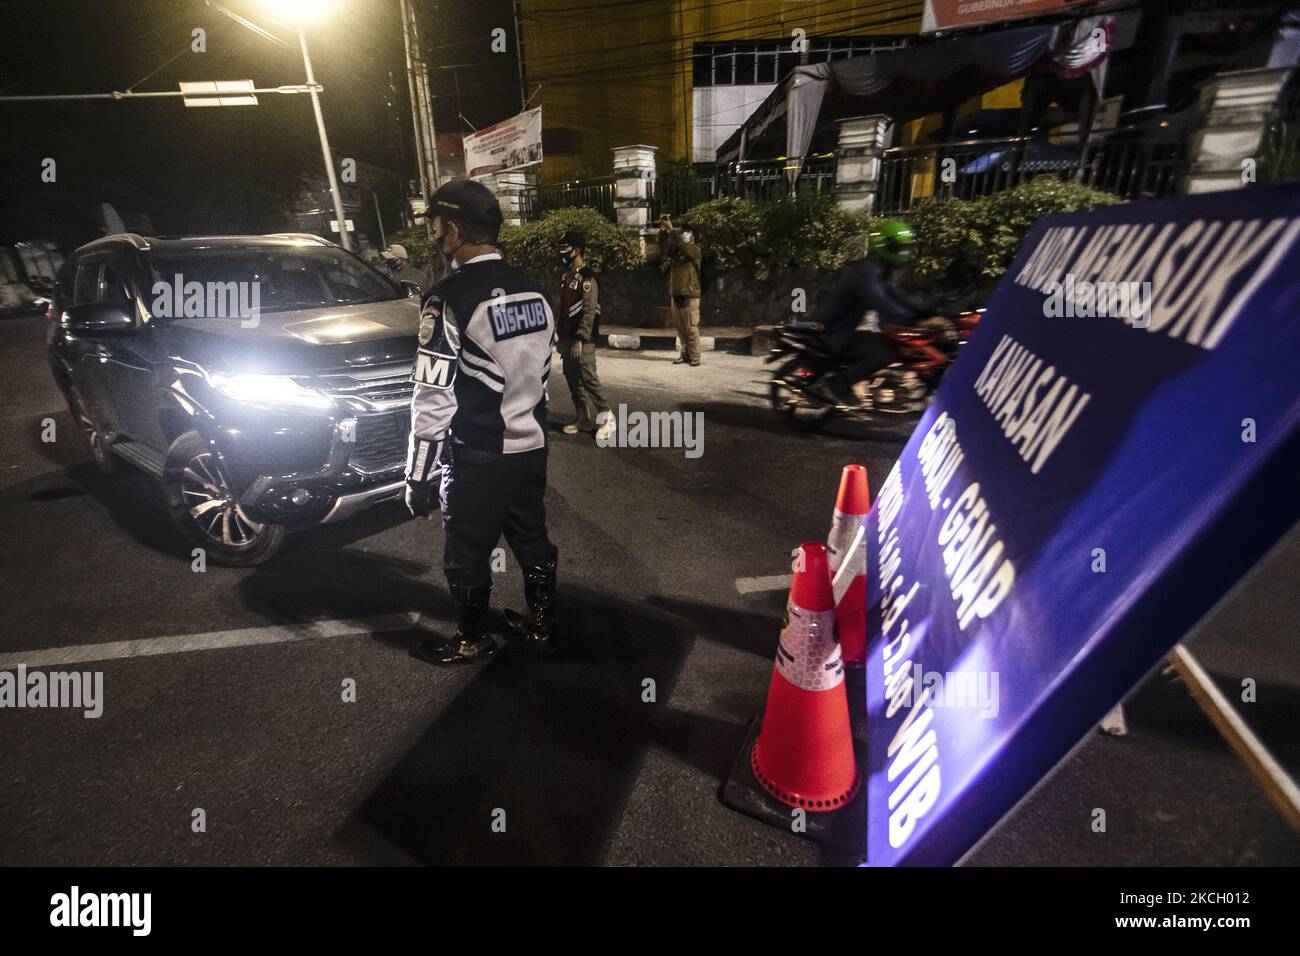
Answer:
[262,232,334,245]
[77,233,152,253]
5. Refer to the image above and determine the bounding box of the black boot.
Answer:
[505,558,557,651]
[412,584,500,665]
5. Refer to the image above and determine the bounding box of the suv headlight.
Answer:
[210,372,333,410]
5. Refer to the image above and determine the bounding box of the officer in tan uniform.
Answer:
[658,214,703,366]
[556,230,614,440]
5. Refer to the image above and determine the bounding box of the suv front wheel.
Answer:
[67,384,116,474]
[164,432,286,566]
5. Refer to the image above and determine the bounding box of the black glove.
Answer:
[405,436,442,518]
[405,479,439,518]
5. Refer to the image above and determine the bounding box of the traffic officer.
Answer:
[556,229,614,440]
[658,214,703,366]
[404,179,559,665]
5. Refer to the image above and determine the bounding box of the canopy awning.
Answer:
[716,17,1114,176]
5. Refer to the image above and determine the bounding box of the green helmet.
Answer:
[868,218,916,267]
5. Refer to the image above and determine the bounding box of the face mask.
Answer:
[560,249,576,267]
[681,231,695,244]
[433,217,461,270]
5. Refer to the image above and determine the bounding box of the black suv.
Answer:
[47,233,422,565]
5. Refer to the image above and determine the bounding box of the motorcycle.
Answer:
[767,311,982,431]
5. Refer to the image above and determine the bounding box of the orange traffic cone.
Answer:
[751,542,860,811]
[828,465,870,668]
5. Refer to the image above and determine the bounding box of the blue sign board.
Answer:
[861,184,1300,866]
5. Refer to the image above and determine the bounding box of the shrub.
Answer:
[908,177,1122,291]
[678,192,874,274]
[498,206,642,283]
[674,196,768,270]
[763,191,876,272]
[976,178,1122,276]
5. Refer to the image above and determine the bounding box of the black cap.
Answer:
[428,179,504,233]
[559,229,586,252]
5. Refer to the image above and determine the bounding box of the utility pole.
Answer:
[296,24,351,251]
[400,0,441,211]
[512,0,528,111]
[386,70,413,227]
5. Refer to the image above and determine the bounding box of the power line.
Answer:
[436,6,919,102]
[493,4,916,82]
[420,0,915,59]
[428,5,920,149]
[0,3,198,96]
[509,0,917,68]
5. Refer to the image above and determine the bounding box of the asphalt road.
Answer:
[1,314,1296,866]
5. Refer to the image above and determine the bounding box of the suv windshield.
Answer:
[146,244,402,316]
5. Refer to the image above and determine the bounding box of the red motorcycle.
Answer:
[768,311,982,431]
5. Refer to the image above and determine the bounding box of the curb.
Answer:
[598,331,753,354]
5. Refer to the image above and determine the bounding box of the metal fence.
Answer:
[650,175,717,220]
[520,175,617,222]
[877,127,1188,213]
[519,157,837,224]
[518,124,1194,224]
[716,155,837,201]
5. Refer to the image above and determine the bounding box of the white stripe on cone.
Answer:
[775,602,844,692]
[827,509,866,605]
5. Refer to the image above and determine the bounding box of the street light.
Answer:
[265,0,352,251]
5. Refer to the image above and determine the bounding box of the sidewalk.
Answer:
[597,324,756,354]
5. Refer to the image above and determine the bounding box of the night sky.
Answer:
[0,0,521,245]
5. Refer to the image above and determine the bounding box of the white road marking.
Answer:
[734,574,793,595]
[0,612,420,670]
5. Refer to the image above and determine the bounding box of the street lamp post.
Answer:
[295,24,351,251]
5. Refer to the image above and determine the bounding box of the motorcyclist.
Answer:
[809,219,933,407]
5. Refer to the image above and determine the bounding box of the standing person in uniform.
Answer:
[556,230,615,441]
[658,214,703,366]
[381,243,434,294]
[404,179,559,665]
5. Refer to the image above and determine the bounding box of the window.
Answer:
[99,262,133,307]
[713,45,734,85]
[777,49,800,80]
[72,261,100,306]
[734,49,756,85]
[693,50,712,87]
[692,38,911,88]
[146,244,401,316]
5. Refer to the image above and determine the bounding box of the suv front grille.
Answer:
[317,361,415,411]
[350,409,411,473]
[316,360,415,473]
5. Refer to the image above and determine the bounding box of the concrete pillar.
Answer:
[1184,67,1293,194]
[611,144,658,232]
[833,114,893,214]
[489,167,538,226]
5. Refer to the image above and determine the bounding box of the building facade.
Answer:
[518,0,925,183]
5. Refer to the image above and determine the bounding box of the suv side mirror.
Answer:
[401,280,423,299]
[64,303,137,335]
